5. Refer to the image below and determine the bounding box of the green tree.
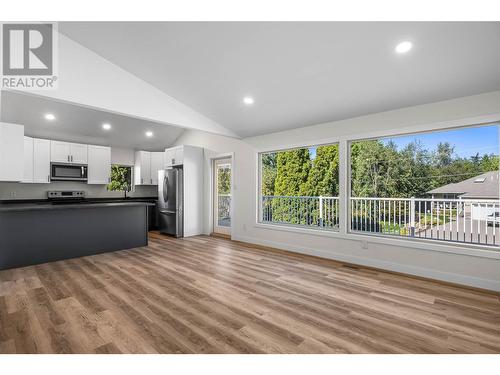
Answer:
[480,154,500,172]
[351,140,400,197]
[434,142,454,167]
[394,141,433,197]
[217,167,231,195]
[274,148,311,196]
[261,153,277,196]
[304,144,339,196]
[107,165,131,192]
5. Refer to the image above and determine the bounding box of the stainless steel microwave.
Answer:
[50,163,88,181]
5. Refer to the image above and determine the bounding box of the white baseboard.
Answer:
[232,234,500,292]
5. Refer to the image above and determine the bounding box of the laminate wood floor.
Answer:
[1,232,499,354]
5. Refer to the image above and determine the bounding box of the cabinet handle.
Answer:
[150,178,152,184]
[47,175,50,182]
[71,155,73,162]
[67,155,70,162]
[141,178,143,184]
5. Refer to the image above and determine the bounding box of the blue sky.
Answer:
[309,124,499,159]
[381,125,499,158]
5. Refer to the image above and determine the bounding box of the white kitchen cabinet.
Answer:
[164,145,183,167]
[174,147,183,165]
[50,141,88,164]
[22,137,51,184]
[88,145,111,184]
[22,137,34,183]
[134,151,152,185]
[0,122,24,182]
[33,138,51,183]
[69,142,88,164]
[150,152,164,185]
[50,141,72,163]
[164,148,175,167]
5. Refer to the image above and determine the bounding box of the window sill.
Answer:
[254,222,500,260]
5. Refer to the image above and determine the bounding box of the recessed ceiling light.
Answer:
[145,131,153,137]
[102,123,112,130]
[395,41,413,54]
[243,96,254,105]
[44,113,56,121]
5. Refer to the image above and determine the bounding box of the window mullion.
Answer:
[338,140,349,235]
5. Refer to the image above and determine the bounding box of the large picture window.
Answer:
[349,124,500,247]
[259,143,339,231]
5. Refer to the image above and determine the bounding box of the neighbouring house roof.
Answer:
[427,171,499,199]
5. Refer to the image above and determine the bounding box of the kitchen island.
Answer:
[0,200,155,270]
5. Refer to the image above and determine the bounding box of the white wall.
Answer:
[174,90,500,291]
[111,148,136,166]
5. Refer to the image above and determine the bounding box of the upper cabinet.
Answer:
[22,137,55,184]
[69,143,88,164]
[0,122,24,182]
[33,139,51,183]
[134,151,164,185]
[150,152,164,185]
[22,137,34,183]
[164,145,183,167]
[88,145,111,185]
[134,151,152,185]
[50,141,88,164]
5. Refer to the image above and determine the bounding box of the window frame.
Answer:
[346,121,500,248]
[257,141,341,232]
[108,164,134,193]
[254,114,500,256]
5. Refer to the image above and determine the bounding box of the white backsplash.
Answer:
[0,181,157,200]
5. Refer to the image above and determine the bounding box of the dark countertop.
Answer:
[0,197,157,212]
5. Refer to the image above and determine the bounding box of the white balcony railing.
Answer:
[218,194,231,227]
[261,195,500,246]
[351,197,500,246]
[262,195,339,230]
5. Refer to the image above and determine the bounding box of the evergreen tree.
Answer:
[261,153,277,196]
[274,148,311,196]
[304,144,339,196]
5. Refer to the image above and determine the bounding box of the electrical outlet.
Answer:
[10,191,17,198]
[361,240,368,249]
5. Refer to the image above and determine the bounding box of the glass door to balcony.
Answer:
[213,158,232,236]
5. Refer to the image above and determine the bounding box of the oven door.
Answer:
[51,163,88,181]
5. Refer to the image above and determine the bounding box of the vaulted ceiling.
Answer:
[58,22,500,138]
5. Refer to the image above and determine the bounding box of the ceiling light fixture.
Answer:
[395,41,413,54]
[102,123,112,130]
[243,96,254,105]
[44,113,56,121]
[145,131,153,137]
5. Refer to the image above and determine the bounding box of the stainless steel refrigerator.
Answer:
[158,168,184,237]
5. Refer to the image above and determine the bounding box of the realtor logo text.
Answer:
[1,22,58,90]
